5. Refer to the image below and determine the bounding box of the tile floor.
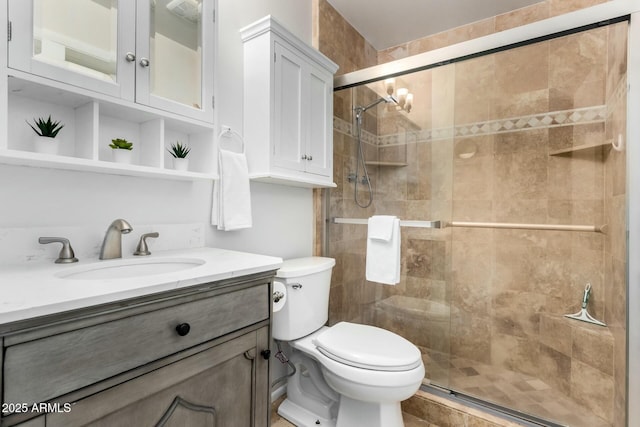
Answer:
[423,347,611,427]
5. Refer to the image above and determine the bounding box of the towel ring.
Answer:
[218,127,245,154]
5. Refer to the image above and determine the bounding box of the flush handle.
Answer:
[291,283,302,290]
[273,291,285,303]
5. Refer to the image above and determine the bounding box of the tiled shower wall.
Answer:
[315,0,625,425]
[445,23,626,425]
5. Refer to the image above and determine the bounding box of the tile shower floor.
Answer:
[423,348,611,427]
[270,395,435,427]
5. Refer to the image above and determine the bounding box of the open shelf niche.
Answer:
[1,76,216,181]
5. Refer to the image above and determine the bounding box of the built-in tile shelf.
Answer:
[549,141,613,156]
[2,72,217,181]
[365,161,408,167]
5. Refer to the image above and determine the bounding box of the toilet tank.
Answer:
[272,257,335,341]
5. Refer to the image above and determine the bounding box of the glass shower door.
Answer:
[328,64,456,390]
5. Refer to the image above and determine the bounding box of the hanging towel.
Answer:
[366,215,401,285]
[211,148,252,230]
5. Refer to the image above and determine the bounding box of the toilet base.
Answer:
[336,395,404,427]
[278,397,336,427]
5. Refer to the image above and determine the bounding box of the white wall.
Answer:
[0,0,314,263]
[211,0,314,257]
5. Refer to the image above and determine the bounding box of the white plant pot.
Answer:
[33,135,59,155]
[112,149,133,164]
[173,157,189,171]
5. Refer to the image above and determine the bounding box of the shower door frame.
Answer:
[334,1,640,425]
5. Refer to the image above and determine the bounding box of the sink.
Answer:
[57,258,206,280]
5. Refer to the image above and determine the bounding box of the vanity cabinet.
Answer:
[7,0,214,122]
[241,16,339,188]
[0,0,216,180]
[0,272,274,427]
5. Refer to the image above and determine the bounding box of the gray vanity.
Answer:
[0,248,281,427]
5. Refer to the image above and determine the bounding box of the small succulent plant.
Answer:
[109,138,133,150]
[167,141,191,158]
[27,115,64,138]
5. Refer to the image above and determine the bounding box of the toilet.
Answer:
[273,257,425,427]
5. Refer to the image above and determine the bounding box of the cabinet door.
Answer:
[273,41,305,173]
[304,63,332,177]
[8,0,136,100]
[46,327,270,427]
[135,0,214,122]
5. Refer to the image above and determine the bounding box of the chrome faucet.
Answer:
[99,219,133,260]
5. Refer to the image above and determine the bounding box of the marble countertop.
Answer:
[0,247,283,325]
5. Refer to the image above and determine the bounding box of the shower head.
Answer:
[354,95,398,121]
[358,95,397,112]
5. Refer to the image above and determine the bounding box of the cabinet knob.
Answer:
[125,52,136,62]
[140,57,150,67]
[307,155,313,161]
[175,323,191,336]
[301,154,308,160]
[260,349,271,360]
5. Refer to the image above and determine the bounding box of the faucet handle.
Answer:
[133,232,159,256]
[39,237,79,263]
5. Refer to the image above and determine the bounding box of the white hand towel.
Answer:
[366,216,401,285]
[211,149,252,231]
[368,215,396,241]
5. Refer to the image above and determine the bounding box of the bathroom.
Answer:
[0,0,638,426]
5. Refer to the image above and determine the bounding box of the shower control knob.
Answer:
[175,323,191,336]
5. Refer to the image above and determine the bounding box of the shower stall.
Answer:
[325,13,629,427]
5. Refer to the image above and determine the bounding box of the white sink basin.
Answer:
[57,258,206,280]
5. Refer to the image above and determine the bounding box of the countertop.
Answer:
[0,247,283,325]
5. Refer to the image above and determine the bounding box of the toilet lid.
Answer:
[313,322,422,371]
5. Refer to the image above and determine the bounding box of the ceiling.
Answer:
[326,0,545,50]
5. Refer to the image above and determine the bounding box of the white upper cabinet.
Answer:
[8,0,214,123]
[242,16,338,188]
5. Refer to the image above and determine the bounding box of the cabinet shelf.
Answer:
[249,172,336,188]
[0,149,217,181]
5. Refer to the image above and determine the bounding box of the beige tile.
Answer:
[540,314,572,356]
[495,2,550,31]
[549,0,610,17]
[549,28,607,94]
[538,344,572,394]
[571,323,614,375]
[570,359,615,423]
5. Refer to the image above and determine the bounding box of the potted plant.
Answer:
[27,115,64,155]
[109,138,134,164]
[167,141,191,171]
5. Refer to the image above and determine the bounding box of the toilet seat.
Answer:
[313,322,422,372]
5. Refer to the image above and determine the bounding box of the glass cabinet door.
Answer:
[135,0,214,122]
[8,0,136,100]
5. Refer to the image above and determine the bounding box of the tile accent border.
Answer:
[334,104,607,147]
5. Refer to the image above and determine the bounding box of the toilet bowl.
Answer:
[273,257,425,427]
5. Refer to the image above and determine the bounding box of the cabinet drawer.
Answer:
[4,283,269,406]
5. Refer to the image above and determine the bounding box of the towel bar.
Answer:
[330,218,605,233]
